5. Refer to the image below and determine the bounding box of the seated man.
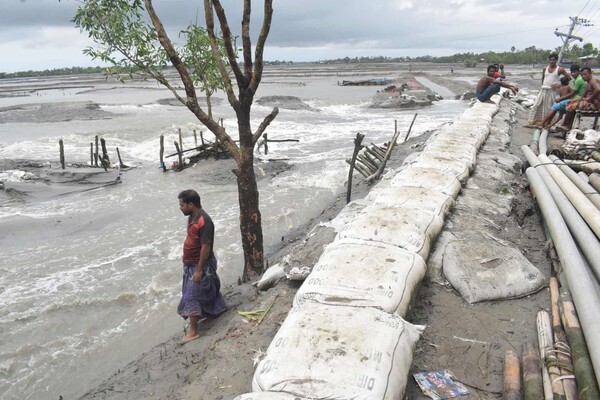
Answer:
[541,76,575,128]
[476,65,519,102]
[559,67,600,131]
[542,64,585,128]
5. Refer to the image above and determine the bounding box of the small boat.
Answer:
[340,78,393,86]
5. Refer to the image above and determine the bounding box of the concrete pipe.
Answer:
[549,155,600,211]
[537,153,600,238]
[522,146,600,282]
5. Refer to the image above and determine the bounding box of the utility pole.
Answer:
[555,16,592,65]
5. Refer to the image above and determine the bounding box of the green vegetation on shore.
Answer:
[0,66,106,79]
[3,43,598,78]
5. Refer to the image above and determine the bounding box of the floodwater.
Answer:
[0,63,467,399]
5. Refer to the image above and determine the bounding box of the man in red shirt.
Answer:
[177,189,227,344]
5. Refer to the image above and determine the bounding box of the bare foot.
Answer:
[179,333,200,345]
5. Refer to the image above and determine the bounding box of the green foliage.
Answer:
[73,0,170,82]
[179,25,231,97]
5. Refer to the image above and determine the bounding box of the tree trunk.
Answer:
[237,144,264,281]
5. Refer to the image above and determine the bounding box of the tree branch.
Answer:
[242,0,253,80]
[144,0,199,110]
[253,107,279,144]
[210,0,247,89]
[249,0,273,94]
[204,0,240,111]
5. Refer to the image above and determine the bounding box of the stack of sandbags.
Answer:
[238,94,506,400]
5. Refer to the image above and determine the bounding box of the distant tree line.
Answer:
[0,66,105,79]
[3,43,599,78]
[321,42,599,67]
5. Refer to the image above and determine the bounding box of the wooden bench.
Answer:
[574,109,600,130]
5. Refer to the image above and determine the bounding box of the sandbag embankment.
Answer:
[245,91,539,399]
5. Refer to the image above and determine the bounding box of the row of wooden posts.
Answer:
[58,136,126,170]
[159,120,300,172]
[346,113,418,203]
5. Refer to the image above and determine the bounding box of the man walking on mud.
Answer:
[177,189,227,344]
[476,65,519,102]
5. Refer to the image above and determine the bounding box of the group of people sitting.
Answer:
[476,53,600,133]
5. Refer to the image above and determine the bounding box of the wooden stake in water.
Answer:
[263,133,269,155]
[94,135,99,167]
[90,143,94,167]
[346,133,364,204]
[178,128,183,153]
[100,138,110,166]
[116,147,126,169]
[174,141,183,170]
[59,139,65,169]
[193,129,198,148]
[159,135,166,172]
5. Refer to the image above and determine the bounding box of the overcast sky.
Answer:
[1,0,600,73]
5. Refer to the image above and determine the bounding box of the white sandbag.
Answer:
[407,155,471,184]
[421,147,477,169]
[338,205,443,258]
[425,140,478,157]
[256,264,286,291]
[367,186,455,218]
[294,238,426,316]
[322,197,369,232]
[234,393,307,400]
[390,166,462,198]
[443,232,546,303]
[252,303,424,399]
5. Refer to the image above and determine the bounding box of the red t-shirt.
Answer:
[182,209,215,265]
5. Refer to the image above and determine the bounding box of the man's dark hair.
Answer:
[549,53,558,60]
[487,64,496,73]
[581,66,592,74]
[560,76,569,86]
[570,64,580,72]
[178,189,201,208]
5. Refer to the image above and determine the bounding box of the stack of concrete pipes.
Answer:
[235,96,505,400]
[522,133,600,388]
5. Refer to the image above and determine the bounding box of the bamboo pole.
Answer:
[59,139,65,169]
[200,130,205,146]
[537,310,558,399]
[90,143,93,167]
[100,138,109,164]
[560,290,600,400]
[523,342,544,400]
[193,129,198,148]
[403,113,418,142]
[357,154,378,173]
[264,133,269,155]
[365,146,385,162]
[94,135,99,167]
[159,135,166,172]
[550,277,578,400]
[346,133,364,204]
[503,349,521,400]
[116,147,126,169]
[174,141,183,170]
[178,128,183,153]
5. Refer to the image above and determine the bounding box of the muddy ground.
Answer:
[79,68,564,400]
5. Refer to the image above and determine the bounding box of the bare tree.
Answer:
[74,0,277,281]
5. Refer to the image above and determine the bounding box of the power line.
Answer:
[457,25,569,41]
[578,0,592,15]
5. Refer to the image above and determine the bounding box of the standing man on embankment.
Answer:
[177,189,227,344]
[476,65,519,102]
